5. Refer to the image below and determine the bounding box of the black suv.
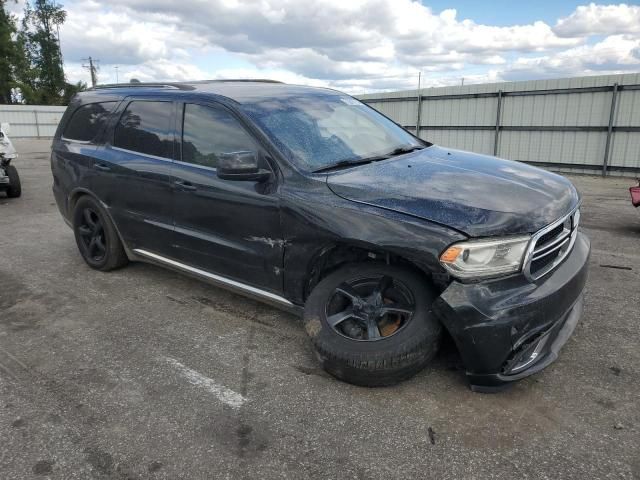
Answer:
[52,80,589,391]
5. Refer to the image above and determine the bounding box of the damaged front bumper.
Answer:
[433,231,590,391]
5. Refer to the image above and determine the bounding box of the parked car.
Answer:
[51,81,590,391]
[0,123,21,198]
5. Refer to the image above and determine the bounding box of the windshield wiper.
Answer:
[312,157,380,173]
[312,145,424,173]
[390,145,424,155]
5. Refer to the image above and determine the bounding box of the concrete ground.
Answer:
[1,139,639,479]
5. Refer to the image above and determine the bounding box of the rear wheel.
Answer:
[73,196,128,271]
[6,165,21,198]
[303,263,441,386]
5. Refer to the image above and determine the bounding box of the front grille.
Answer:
[524,207,580,281]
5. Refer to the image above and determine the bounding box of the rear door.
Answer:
[90,98,177,256]
[170,101,284,293]
[53,100,118,216]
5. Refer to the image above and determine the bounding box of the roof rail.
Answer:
[89,83,195,91]
[89,79,284,92]
[187,79,284,84]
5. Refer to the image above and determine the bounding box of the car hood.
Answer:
[326,145,580,237]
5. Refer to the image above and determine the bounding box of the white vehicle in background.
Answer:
[0,122,21,198]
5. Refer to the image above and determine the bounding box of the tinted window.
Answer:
[181,104,259,169]
[113,101,173,158]
[63,102,116,142]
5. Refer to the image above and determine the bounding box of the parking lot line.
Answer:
[164,356,247,409]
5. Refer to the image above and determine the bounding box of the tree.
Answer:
[17,0,67,104]
[0,0,19,104]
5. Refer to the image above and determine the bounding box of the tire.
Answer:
[6,165,21,198]
[303,263,441,387]
[73,196,128,271]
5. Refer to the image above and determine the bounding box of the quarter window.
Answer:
[63,102,117,142]
[113,101,173,158]
[181,104,259,169]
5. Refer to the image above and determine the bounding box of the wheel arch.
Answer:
[301,240,447,302]
[68,188,135,259]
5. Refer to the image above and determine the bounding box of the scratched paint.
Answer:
[245,236,285,248]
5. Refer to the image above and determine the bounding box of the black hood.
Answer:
[326,146,580,237]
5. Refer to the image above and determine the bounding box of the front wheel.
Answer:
[303,263,441,387]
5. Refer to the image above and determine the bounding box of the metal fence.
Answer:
[0,105,66,138]
[358,73,640,177]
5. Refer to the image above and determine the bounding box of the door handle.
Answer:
[174,180,197,191]
[94,163,111,172]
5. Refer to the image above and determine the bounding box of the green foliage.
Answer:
[17,0,67,104]
[1,0,85,105]
[62,80,87,104]
[0,0,19,103]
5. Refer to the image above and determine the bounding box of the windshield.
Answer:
[241,93,424,171]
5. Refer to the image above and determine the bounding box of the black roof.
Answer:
[85,80,341,104]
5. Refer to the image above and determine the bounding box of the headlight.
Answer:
[439,236,531,279]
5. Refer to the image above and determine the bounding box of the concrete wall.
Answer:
[358,73,640,176]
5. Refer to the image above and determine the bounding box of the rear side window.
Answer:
[63,102,117,142]
[181,104,259,169]
[113,101,173,158]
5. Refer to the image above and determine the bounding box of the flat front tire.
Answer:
[303,263,441,387]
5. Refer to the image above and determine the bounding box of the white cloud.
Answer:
[502,34,640,81]
[554,3,640,37]
[54,1,640,92]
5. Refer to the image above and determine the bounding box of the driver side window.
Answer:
[181,104,259,169]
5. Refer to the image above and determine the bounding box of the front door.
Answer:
[170,102,283,294]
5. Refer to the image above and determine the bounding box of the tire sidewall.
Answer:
[6,165,21,197]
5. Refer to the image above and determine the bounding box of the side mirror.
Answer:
[217,151,271,182]
[0,122,10,136]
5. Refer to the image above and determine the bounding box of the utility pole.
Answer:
[82,57,99,87]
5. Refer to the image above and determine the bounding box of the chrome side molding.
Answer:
[132,248,295,309]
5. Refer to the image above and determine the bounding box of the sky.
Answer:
[9,0,640,93]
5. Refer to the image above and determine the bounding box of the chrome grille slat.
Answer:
[532,236,570,261]
[523,204,581,281]
[534,228,571,254]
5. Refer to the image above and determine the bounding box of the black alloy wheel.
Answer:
[72,196,128,271]
[77,207,107,262]
[325,275,415,341]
